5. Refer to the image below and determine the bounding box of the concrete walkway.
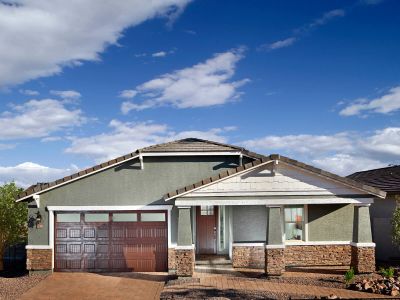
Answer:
[19,272,167,300]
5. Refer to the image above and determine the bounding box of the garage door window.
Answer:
[84,213,109,222]
[141,213,165,222]
[57,213,80,222]
[113,213,137,222]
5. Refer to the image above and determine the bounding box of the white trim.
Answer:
[33,195,40,208]
[304,204,309,242]
[232,243,265,247]
[49,210,54,269]
[167,208,172,247]
[16,154,140,202]
[350,242,376,247]
[165,160,275,201]
[26,245,52,250]
[285,241,351,246]
[265,244,285,249]
[353,203,371,207]
[175,197,373,206]
[47,205,173,211]
[175,245,195,250]
[142,151,242,157]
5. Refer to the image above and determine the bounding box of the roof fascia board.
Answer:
[279,160,386,199]
[164,160,275,201]
[141,151,243,157]
[17,154,140,202]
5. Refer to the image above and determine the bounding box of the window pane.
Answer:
[84,213,109,222]
[141,213,165,222]
[57,213,80,222]
[113,213,137,222]
[284,206,303,241]
[201,205,214,215]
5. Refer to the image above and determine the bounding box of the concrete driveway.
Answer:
[19,272,167,300]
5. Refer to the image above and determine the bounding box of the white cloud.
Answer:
[121,48,249,113]
[340,86,400,116]
[65,120,234,162]
[152,51,167,57]
[41,136,62,143]
[260,9,345,51]
[0,99,86,140]
[50,90,81,100]
[0,0,191,87]
[268,38,297,50]
[0,162,78,188]
[119,90,137,99]
[0,143,16,150]
[242,128,400,176]
[19,89,39,96]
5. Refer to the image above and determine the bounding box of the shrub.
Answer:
[379,266,395,278]
[344,267,355,285]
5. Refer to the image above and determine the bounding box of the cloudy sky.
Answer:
[0,0,399,187]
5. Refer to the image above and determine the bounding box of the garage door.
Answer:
[54,211,168,272]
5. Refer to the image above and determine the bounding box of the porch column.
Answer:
[265,206,285,276]
[176,206,195,277]
[350,204,375,273]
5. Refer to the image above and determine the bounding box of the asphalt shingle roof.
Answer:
[348,165,400,194]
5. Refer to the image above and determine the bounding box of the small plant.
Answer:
[379,266,395,278]
[344,267,355,286]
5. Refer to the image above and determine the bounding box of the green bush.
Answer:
[344,267,355,285]
[379,266,395,278]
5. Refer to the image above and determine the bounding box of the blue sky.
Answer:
[0,0,399,187]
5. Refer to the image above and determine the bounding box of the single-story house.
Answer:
[348,166,400,262]
[17,138,386,276]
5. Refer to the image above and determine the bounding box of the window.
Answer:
[284,206,304,241]
[112,213,137,222]
[57,213,80,222]
[141,213,165,222]
[84,213,109,222]
[219,206,225,250]
[200,205,214,216]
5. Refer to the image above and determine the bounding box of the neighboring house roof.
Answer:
[348,165,400,194]
[16,138,255,201]
[164,154,387,200]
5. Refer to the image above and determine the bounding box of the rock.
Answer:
[327,294,339,299]
[391,289,399,297]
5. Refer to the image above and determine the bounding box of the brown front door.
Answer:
[196,206,218,254]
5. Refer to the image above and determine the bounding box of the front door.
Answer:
[196,206,218,254]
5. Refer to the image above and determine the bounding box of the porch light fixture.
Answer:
[35,211,43,229]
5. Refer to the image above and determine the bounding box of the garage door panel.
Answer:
[55,211,168,272]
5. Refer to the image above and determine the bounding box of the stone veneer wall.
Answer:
[265,248,285,276]
[285,245,352,266]
[232,246,264,268]
[168,248,176,273]
[175,248,195,276]
[26,249,52,271]
[351,246,375,273]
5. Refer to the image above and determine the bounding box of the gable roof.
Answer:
[164,154,387,200]
[348,165,400,194]
[16,138,254,201]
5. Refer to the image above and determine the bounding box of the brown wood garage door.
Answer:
[54,211,168,272]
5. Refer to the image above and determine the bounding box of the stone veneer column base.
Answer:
[351,245,375,273]
[265,248,285,276]
[26,249,52,272]
[168,248,177,274]
[232,246,265,268]
[175,248,195,277]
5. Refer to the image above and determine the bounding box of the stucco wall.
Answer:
[308,204,353,241]
[28,155,242,245]
[370,196,400,261]
[232,206,267,242]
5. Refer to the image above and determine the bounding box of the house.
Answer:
[348,166,400,262]
[16,138,386,277]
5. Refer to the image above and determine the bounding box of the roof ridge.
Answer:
[348,164,400,177]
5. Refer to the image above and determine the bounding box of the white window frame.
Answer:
[283,204,308,243]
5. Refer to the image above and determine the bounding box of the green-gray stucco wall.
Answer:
[28,156,242,245]
[232,206,267,242]
[308,204,354,241]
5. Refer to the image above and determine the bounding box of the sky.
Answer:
[0,0,399,187]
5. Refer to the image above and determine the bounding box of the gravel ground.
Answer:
[0,271,48,300]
